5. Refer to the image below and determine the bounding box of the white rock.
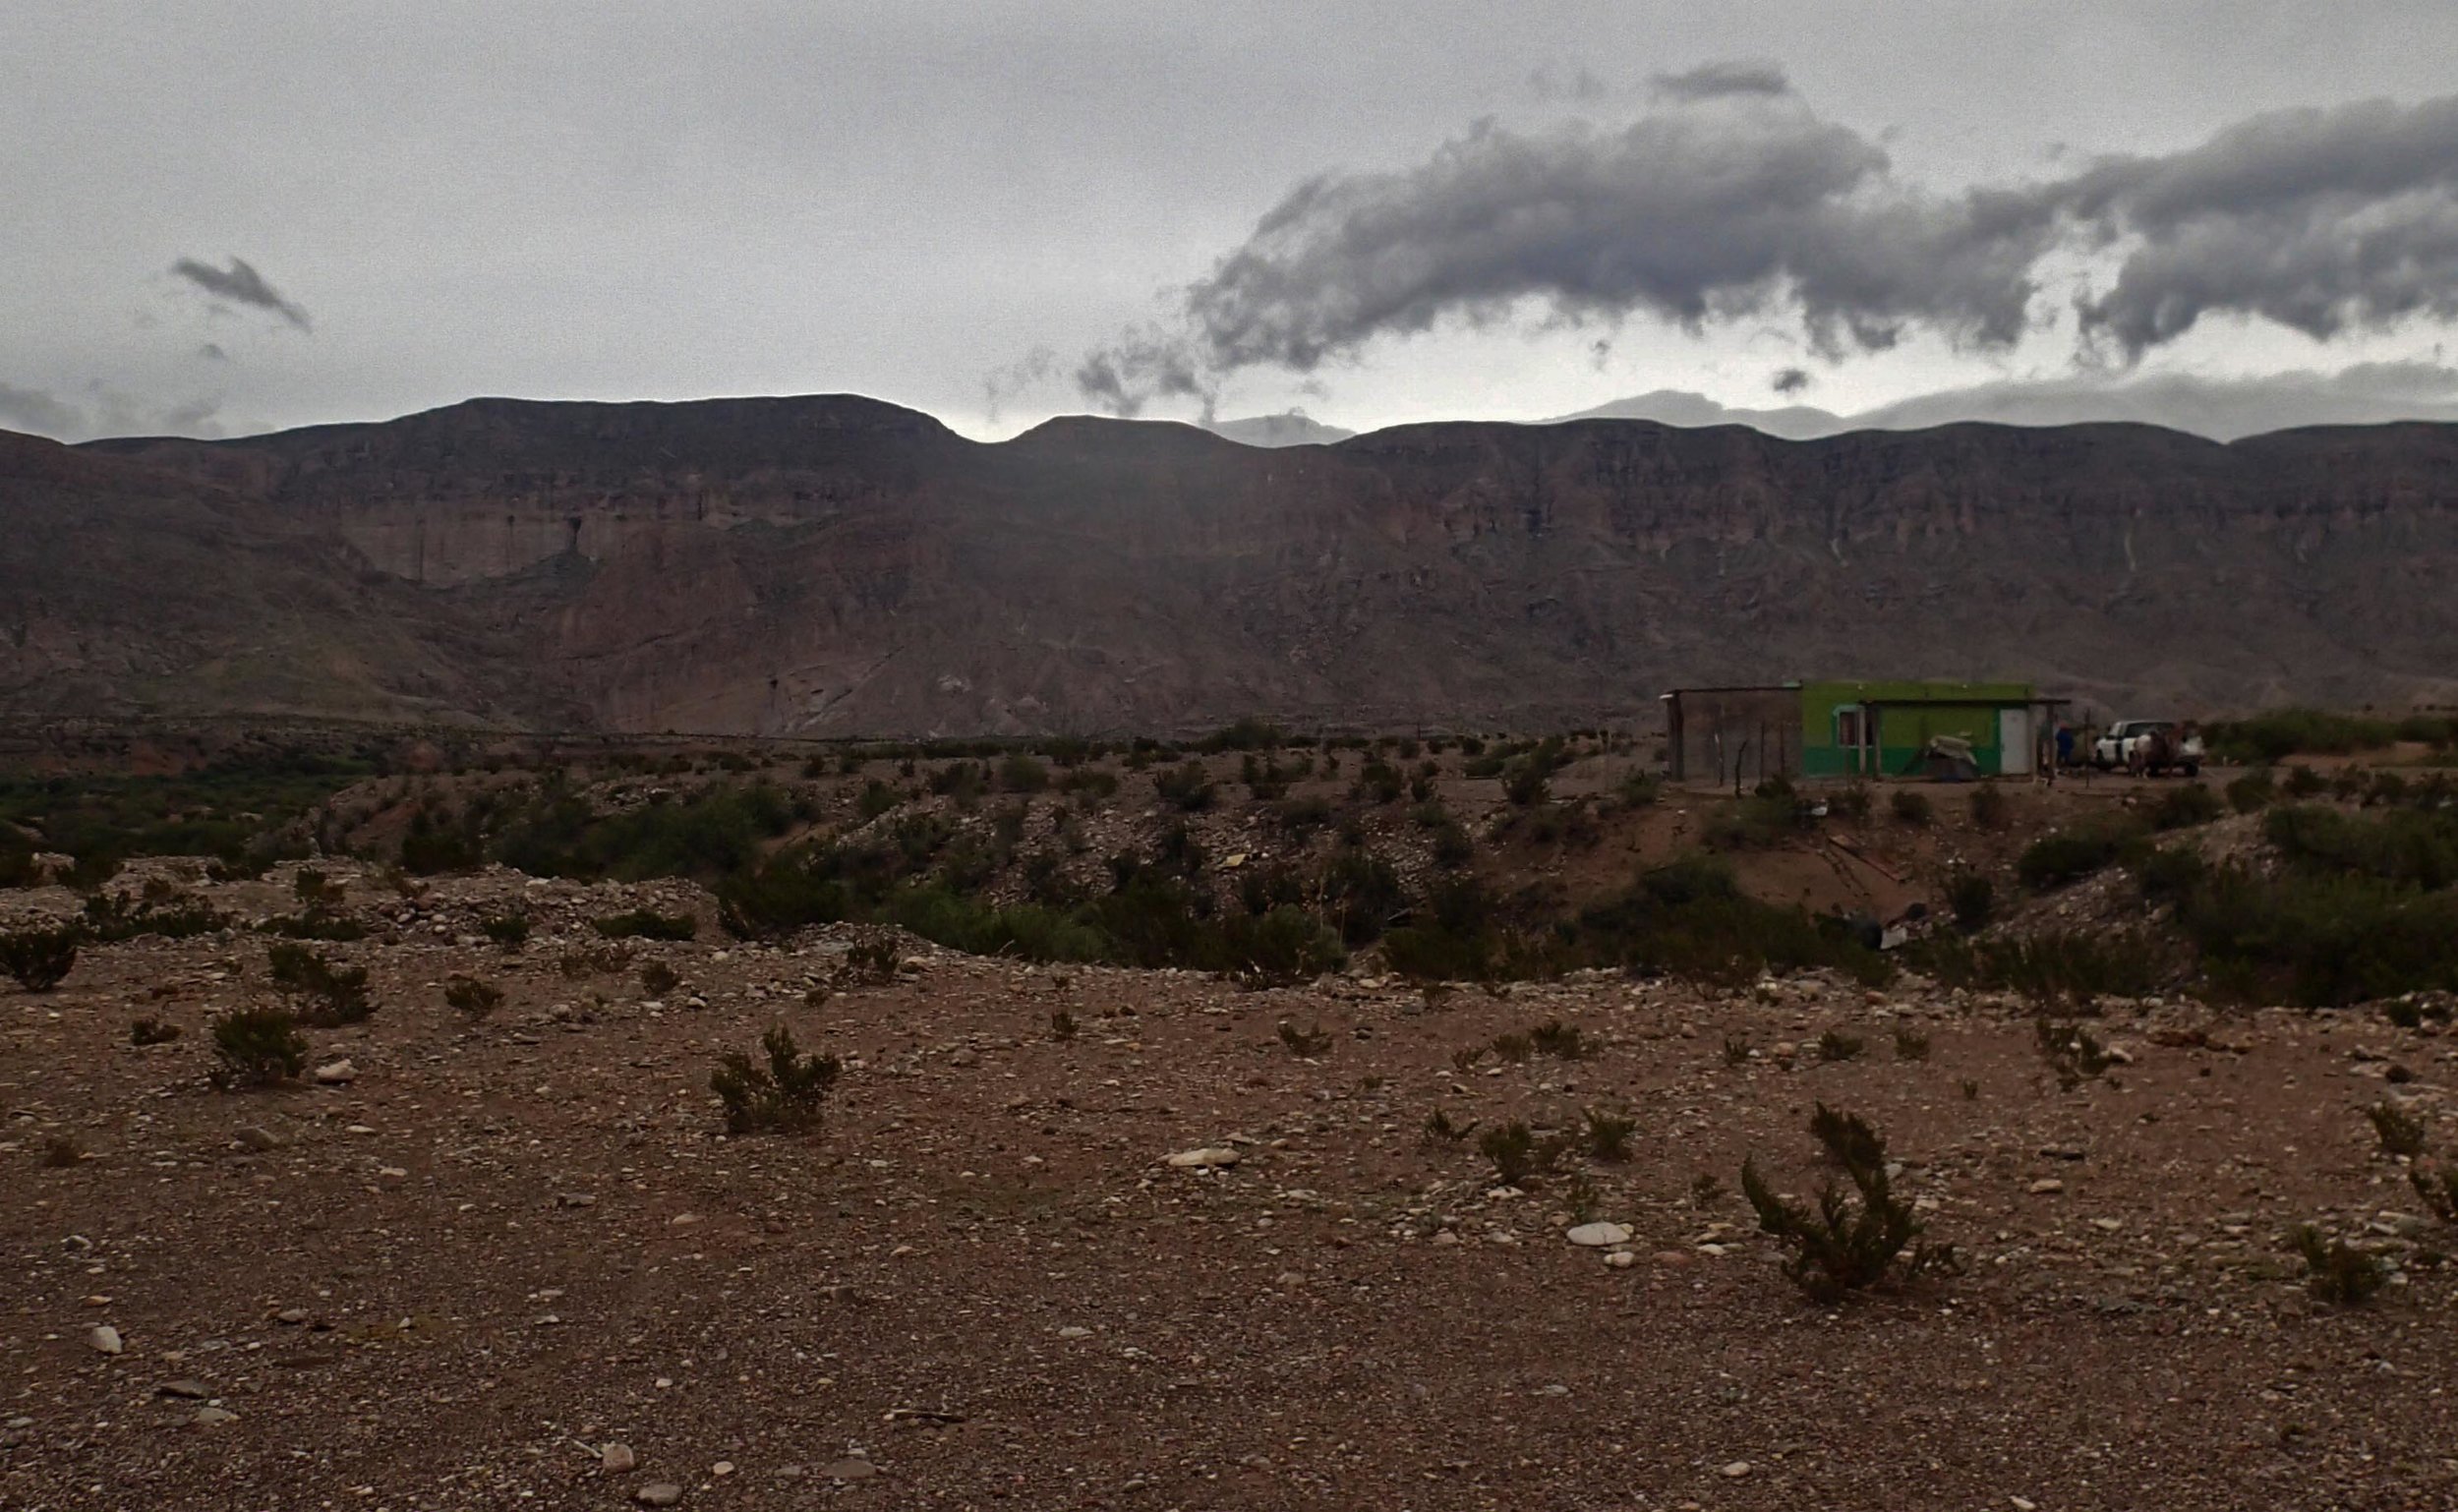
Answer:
[313,1060,356,1085]
[1604,1250,1638,1268]
[1723,1460,1754,1479]
[1164,1147,1242,1169]
[602,1442,636,1473]
[88,1324,123,1355]
[1566,1222,1633,1248]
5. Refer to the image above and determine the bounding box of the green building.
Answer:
[1664,680,2054,783]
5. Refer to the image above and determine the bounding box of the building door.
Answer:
[1999,708,2032,775]
[1835,706,1874,776]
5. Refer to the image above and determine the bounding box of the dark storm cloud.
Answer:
[2057,95,2458,355]
[170,256,313,331]
[1650,60,1791,102]
[1770,366,1812,394]
[0,381,85,437]
[1073,87,2458,414]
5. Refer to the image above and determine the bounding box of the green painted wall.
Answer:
[1797,680,2032,778]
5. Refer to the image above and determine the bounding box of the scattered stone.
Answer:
[1164,1146,1242,1169]
[602,1442,636,1473]
[2028,1179,2065,1194]
[820,1458,880,1482]
[1057,1326,1092,1340]
[1722,1460,1754,1479]
[193,1407,237,1427]
[156,1379,209,1399]
[635,1483,683,1506]
[233,1127,281,1152]
[1604,1250,1638,1268]
[275,1308,309,1325]
[313,1060,357,1085]
[1566,1222,1632,1248]
[88,1325,122,1356]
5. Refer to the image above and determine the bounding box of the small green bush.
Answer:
[1277,1020,1334,1057]
[1969,785,2012,832]
[1154,762,1217,812]
[1741,1105,1958,1303]
[266,943,373,1025]
[2226,771,2275,814]
[2152,783,2224,831]
[481,912,531,949]
[1816,1029,1864,1063]
[2018,820,2144,891]
[1582,1109,1637,1162]
[2289,1224,2386,1306]
[1479,1121,1568,1187]
[2036,1018,2113,1091]
[999,754,1051,793]
[2369,1101,2429,1158]
[711,1024,840,1135]
[0,926,80,992]
[1893,1025,1931,1061]
[1890,789,1932,826]
[129,1017,182,1046]
[1946,872,1994,932]
[209,1007,308,1089]
[443,975,503,1017]
[1424,1108,1478,1144]
[1530,1018,1587,1060]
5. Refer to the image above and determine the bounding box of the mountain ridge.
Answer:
[14,395,2458,735]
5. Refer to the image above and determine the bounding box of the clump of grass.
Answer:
[1582,1108,1637,1162]
[1562,1171,1605,1224]
[1741,1105,1959,1303]
[710,1024,840,1135]
[1489,1031,1534,1064]
[1423,1107,1479,1144]
[1891,789,1932,826]
[1968,785,2012,832]
[1722,1033,1751,1068]
[0,926,81,992]
[443,975,503,1018]
[266,943,373,1026]
[208,1007,308,1089]
[638,960,680,998]
[1816,1028,1864,1063]
[592,909,697,942]
[2036,1018,2113,1091]
[2368,1101,2429,1158]
[1450,1045,1486,1074]
[556,945,631,978]
[844,938,901,982]
[1691,1172,1726,1206]
[2289,1224,2386,1307]
[1049,1008,1078,1042]
[1893,1025,1932,1062]
[481,912,530,949]
[1277,1020,1334,1058]
[1478,1121,1569,1187]
[129,1017,182,1046]
[1946,872,1993,932]
[2408,1164,2458,1223]
[41,1134,85,1168]
[1529,1018,1586,1060]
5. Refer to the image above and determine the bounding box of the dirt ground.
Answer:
[4,856,2455,1512]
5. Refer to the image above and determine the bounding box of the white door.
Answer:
[1999,708,2032,775]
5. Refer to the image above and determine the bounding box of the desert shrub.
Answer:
[77,893,230,944]
[1489,1030,1533,1063]
[1741,1106,1958,1303]
[2136,843,2208,905]
[1355,760,1405,804]
[2017,819,2145,890]
[493,781,793,883]
[1060,767,1121,806]
[2206,709,2395,764]
[2289,1224,2386,1306]
[2409,1164,2458,1223]
[1551,853,1891,987]
[209,1007,308,1089]
[592,909,697,942]
[1217,906,1346,985]
[443,975,503,1018]
[1200,718,1286,753]
[2263,804,2458,891]
[2368,1100,2429,1158]
[1946,871,1994,932]
[1,926,80,992]
[1048,1008,1078,1042]
[711,1024,840,1135]
[2175,865,2458,1007]
[2035,1018,2114,1090]
[1276,1020,1334,1057]
[2226,771,2276,814]
[1723,1033,1751,1067]
[1423,1108,1478,1144]
[999,754,1050,793]
[265,943,373,1025]
[2281,765,2328,797]
[638,960,680,996]
[1968,785,2012,831]
[1478,1121,1569,1187]
[1893,1025,1932,1061]
[1582,1109,1637,1162]
[1706,778,1810,848]
[129,1017,182,1046]
[1530,1018,1586,1059]
[1890,789,1932,826]
[2152,783,2224,831]
[928,761,987,803]
[1319,848,1405,945]
[1154,761,1217,812]
[481,912,531,949]
[259,910,369,942]
[855,780,904,821]
[844,938,902,981]
[1615,770,1662,808]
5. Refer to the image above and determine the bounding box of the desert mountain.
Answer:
[6,395,2454,735]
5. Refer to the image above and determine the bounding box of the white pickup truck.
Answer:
[2091,719,2203,777]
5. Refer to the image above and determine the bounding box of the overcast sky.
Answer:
[8,1,2458,443]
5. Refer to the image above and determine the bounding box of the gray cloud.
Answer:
[1073,88,2458,414]
[1770,366,1812,394]
[1555,360,2458,441]
[2059,95,2458,355]
[1650,60,1791,102]
[170,256,312,331]
[0,382,87,438]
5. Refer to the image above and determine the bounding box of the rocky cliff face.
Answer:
[33,397,2458,734]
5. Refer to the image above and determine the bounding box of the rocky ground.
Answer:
[4,860,2456,1511]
